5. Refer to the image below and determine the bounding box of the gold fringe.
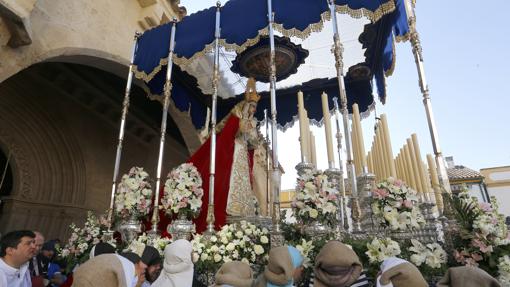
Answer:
[335,1,396,23]
[133,57,168,82]
[384,38,396,77]
[133,1,396,81]
[395,32,410,43]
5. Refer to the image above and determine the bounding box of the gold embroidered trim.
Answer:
[133,2,396,80]
[395,32,410,43]
[336,1,396,22]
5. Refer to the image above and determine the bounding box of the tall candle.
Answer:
[310,131,317,167]
[297,91,309,163]
[376,127,387,178]
[427,154,443,211]
[403,144,417,191]
[411,134,430,202]
[352,104,367,170]
[407,138,425,200]
[304,112,312,162]
[321,92,335,168]
[381,114,397,177]
[351,123,361,176]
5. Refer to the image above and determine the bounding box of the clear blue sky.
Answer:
[180,0,510,189]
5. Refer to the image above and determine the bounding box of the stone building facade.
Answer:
[0,0,215,240]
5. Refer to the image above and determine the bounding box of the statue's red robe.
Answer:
[148,114,254,235]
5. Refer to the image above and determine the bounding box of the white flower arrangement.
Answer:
[59,211,115,269]
[365,237,401,264]
[409,239,447,269]
[296,238,315,268]
[498,255,510,286]
[371,177,425,231]
[191,221,270,271]
[128,233,172,256]
[291,170,338,226]
[114,167,153,219]
[161,163,204,218]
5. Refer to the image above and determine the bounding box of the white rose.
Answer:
[200,253,209,261]
[254,245,264,255]
[309,209,318,218]
[260,235,269,244]
[210,236,217,243]
[214,254,222,262]
[226,243,235,251]
[235,231,243,238]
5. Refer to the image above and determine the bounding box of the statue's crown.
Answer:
[244,78,261,103]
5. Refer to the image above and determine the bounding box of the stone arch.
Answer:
[17,47,203,154]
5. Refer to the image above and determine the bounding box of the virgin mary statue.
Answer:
[188,78,267,232]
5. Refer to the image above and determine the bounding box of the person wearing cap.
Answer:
[214,261,254,287]
[60,242,117,287]
[139,245,161,287]
[376,257,427,287]
[73,250,147,287]
[436,266,501,287]
[253,245,304,287]
[151,239,194,287]
[311,241,369,287]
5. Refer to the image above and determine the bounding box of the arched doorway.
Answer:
[0,61,192,239]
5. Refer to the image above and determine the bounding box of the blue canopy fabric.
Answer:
[145,62,374,130]
[133,0,397,81]
[133,0,413,130]
[360,0,410,103]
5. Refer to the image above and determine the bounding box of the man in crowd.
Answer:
[29,231,45,287]
[140,246,161,287]
[0,230,37,287]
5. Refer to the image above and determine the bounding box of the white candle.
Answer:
[310,131,317,168]
[352,103,367,170]
[297,91,309,163]
[321,92,335,168]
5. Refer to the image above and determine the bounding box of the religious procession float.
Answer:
[57,0,510,285]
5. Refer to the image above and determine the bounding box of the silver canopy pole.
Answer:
[328,0,357,197]
[267,0,283,246]
[150,19,178,233]
[405,0,451,193]
[264,109,271,217]
[205,1,222,233]
[108,32,141,231]
[333,98,346,196]
[333,97,349,232]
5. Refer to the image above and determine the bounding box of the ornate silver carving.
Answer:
[167,214,196,240]
[295,162,315,177]
[118,216,142,243]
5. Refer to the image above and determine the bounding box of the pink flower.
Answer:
[478,202,493,212]
[373,188,389,199]
[402,200,413,208]
[328,194,337,201]
[394,180,403,187]
[472,239,493,254]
